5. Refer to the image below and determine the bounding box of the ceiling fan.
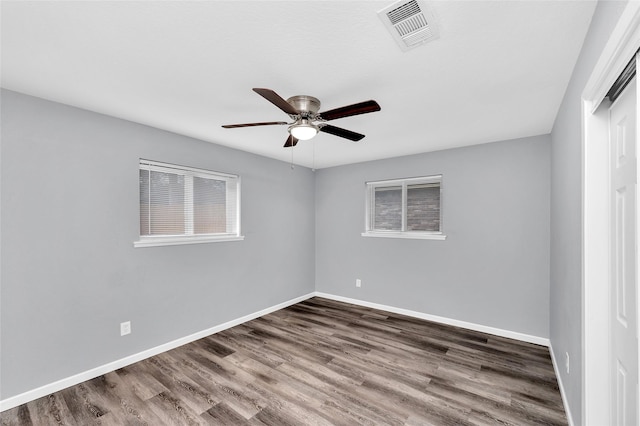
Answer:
[222,88,381,147]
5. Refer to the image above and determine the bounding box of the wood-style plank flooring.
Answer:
[1,297,567,425]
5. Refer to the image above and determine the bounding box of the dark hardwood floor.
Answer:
[1,297,567,425]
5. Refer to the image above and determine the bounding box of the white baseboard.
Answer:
[1,290,552,412]
[549,344,575,426]
[0,292,315,412]
[314,292,550,347]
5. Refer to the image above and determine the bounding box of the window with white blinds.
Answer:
[362,175,446,240]
[135,160,243,247]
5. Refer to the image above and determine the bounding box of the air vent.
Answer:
[378,0,439,52]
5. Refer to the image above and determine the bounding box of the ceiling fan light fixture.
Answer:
[289,120,318,140]
[222,88,380,146]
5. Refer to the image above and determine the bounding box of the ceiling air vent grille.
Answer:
[378,0,439,52]
[386,0,421,25]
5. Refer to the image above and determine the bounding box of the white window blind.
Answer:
[363,175,445,240]
[136,160,242,247]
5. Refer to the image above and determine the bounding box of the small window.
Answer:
[363,175,445,240]
[135,160,243,247]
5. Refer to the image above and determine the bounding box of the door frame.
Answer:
[582,2,640,424]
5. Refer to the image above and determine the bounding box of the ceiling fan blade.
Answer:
[319,124,365,141]
[284,134,299,147]
[319,100,381,121]
[222,121,288,128]
[253,88,299,116]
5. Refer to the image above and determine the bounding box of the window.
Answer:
[363,175,445,240]
[135,159,243,247]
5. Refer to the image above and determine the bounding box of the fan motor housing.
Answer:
[287,95,321,115]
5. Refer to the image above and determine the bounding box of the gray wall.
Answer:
[549,1,628,425]
[0,89,316,399]
[315,135,551,338]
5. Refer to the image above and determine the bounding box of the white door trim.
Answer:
[582,2,640,424]
[583,2,640,112]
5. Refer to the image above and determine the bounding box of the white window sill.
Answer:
[361,232,447,240]
[134,235,245,248]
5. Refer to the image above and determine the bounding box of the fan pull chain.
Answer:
[312,138,316,172]
[290,142,294,170]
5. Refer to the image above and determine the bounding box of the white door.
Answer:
[609,74,639,426]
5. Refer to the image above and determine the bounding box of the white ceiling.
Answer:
[1,0,596,169]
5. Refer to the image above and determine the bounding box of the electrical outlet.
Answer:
[565,352,570,374]
[120,321,131,336]
[356,279,362,288]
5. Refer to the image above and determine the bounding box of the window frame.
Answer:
[362,174,446,240]
[134,159,244,248]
